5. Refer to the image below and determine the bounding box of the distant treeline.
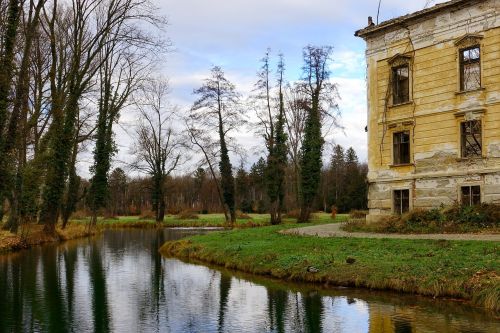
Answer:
[74,144,367,216]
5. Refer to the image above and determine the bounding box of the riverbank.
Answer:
[85,212,348,228]
[160,225,500,313]
[0,224,97,253]
[0,213,348,253]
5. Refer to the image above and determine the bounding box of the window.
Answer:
[461,185,481,206]
[394,189,410,215]
[460,46,481,91]
[393,131,410,165]
[392,65,409,104]
[461,120,482,158]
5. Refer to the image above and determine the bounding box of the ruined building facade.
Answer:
[356,0,500,222]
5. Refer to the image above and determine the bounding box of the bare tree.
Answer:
[252,51,288,224]
[189,66,244,225]
[283,83,308,206]
[38,0,165,233]
[130,78,183,224]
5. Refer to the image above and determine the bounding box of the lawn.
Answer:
[160,224,500,312]
[75,212,349,228]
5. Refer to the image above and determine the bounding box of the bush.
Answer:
[138,211,156,220]
[167,207,182,215]
[70,210,89,220]
[401,208,444,227]
[177,210,199,220]
[342,203,500,234]
[236,210,252,219]
[444,203,500,227]
[239,200,253,213]
[284,209,301,219]
[349,210,368,219]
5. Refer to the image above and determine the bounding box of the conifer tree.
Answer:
[298,46,338,222]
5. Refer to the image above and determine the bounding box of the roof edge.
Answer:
[355,0,482,39]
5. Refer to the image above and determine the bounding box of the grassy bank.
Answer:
[80,212,348,228]
[0,213,347,253]
[0,224,97,253]
[160,225,500,312]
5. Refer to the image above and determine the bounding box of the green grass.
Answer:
[160,224,500,312]
[72,212,348,228]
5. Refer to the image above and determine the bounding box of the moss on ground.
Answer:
[160,224,500,313]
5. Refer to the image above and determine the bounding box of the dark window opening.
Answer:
[461,120,482,158]
[461,185,481,206]
[394,189,410,215]
[393,131,410,165]
[460,46,481,91]
[392,65,410,104]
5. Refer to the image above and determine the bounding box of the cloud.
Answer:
[78,1,441,177]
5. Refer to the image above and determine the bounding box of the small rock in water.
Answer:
[307,266,319,273]
[346,257,356,264]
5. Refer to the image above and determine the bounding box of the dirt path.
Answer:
[283,223,500,241]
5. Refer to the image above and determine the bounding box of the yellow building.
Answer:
[355,0,500,222]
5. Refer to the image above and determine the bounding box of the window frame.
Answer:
[392,64,410,105]
[393,130,411,165]
[393,189,410,215]
[459,45,481,92]
[460,185,481,206]
[460,119,482,158]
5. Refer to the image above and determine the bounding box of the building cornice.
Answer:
[355,0,483,39]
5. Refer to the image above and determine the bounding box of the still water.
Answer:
[0,229,498,333]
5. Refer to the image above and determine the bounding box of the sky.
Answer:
[80,0,448,177]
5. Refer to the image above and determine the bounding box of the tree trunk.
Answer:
[0,0,20,213]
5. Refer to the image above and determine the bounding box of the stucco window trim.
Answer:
[455,113,485,160]
[390,127,413,166]
[388,100,414,109]
[387,54,413,107]
[391,187,412,215]
[456,183,483,206]
[455,34,484,94]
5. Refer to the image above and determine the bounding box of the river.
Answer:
[0,229,497,332]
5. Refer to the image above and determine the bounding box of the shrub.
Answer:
[138,211,156,220]
[444,203,500,227]
[70,210,89,220]
[236,210,252,219]
[401,208,444,227]
[103,212,118,220]
[349,210,368,219]
[284,209,301,219]
[177,210,199,220]
[167,207,182,215]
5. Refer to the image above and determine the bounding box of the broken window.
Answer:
[461,185,481,206]
[393,131,410,165]
[394,189,410,215]
[460,46,481,91]
[392,65,409,104]
[461,120,482,158]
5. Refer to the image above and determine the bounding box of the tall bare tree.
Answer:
[38,0,164,233]
[189,66,244,225]
[130,78,183,224]
[253,51,288,224]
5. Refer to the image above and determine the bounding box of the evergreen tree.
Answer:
[329,145,345,209]
[298,46,337,222]
[265,55,288,224]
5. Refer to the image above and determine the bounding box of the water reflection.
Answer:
[0,229,497,333]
